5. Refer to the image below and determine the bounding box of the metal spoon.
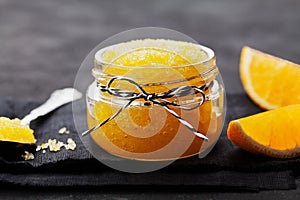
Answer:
[20,88,82,126]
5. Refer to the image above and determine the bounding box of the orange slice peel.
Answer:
[227,104,300,158]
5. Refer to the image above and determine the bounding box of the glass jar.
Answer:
[86,39,225,161]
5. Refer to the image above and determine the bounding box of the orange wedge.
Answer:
[227,105,300,158]
[240,46,300,110]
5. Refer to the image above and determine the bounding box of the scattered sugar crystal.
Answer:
[40,143,49,149]
[36,145,42,151]
[22,151,34,161]
[64,138,76,150]
[48,139,57,146]
[49,139,64,152]
[58,127,70,135]
[36,143,49,152]
[35,137,76,155]
[58,127,67,134]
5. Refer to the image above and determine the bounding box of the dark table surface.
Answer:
[1,0,300,199]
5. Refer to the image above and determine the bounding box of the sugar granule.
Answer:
[22,151,34,161]
[58,127,70,134]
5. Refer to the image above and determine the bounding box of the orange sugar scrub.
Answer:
[0,117,35,144]
[86,39,225,160]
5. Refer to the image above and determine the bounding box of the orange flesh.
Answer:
[227,105,300,158]
[88,39,223,160]
[0,117,35,144]
[240,46,300,110]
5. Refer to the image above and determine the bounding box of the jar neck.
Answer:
[92,41,218,94]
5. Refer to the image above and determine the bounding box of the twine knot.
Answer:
[83,76,212,141]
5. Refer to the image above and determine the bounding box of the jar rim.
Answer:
[94,42,216,70]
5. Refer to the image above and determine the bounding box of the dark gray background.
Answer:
[1,0,300,100]
[1,0,300,199]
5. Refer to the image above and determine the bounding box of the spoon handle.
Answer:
[21,88,82,126]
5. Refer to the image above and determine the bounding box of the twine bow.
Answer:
[82,77,211,141]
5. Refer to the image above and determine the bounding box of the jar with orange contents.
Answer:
[86,39,225,161]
